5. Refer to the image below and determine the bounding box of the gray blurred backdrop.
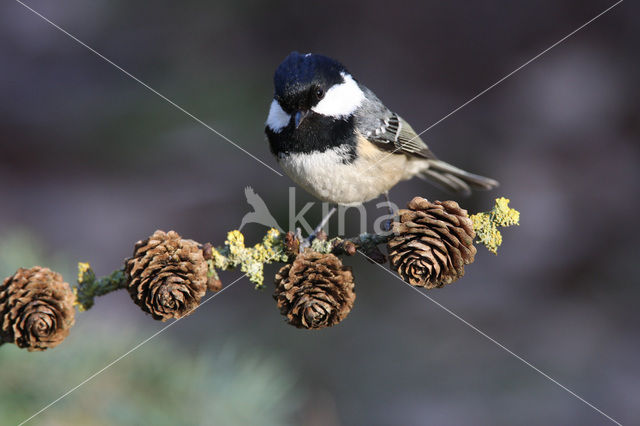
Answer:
[1,1,638,425]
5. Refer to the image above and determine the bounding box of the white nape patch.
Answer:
[265,99,291,133]
[312,72,364,119]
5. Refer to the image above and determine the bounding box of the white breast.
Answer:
[277,142,426,206]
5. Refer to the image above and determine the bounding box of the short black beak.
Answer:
[294,110,310,128]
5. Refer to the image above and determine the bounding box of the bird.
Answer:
[264,52,498,212]
[238,186,282,231]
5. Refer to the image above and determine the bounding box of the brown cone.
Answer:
[274,251,355,329]
[388,197,476,289]
[206,276,222,292]
[125,230,207,321]
[0,267,76,351]
[283,231,300,257]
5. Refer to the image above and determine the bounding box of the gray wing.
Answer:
[354,86,436,159]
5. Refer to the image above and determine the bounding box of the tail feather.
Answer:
[419,160,499,196]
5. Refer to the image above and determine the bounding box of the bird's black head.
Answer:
[273,52,347,114]
[266,52,365,158]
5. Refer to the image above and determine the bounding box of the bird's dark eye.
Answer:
[315,87,325,99]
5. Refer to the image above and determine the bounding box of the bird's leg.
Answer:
[383,192,395,216]
[382,191,396,232]
[313,206,337,235]
[302,206,337,247]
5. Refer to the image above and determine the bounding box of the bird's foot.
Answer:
[302,206,337,248]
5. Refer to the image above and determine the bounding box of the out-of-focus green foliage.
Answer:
[0,229,71,281]
[0,230,302,425]
[0,334,301,425]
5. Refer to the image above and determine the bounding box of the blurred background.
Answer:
[0,0,638,424]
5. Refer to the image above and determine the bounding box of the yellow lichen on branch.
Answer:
[74,262,126,311]
[208,228,289,288]
[1,194,522,352]
[470,197,520,254]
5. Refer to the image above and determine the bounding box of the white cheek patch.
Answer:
[312,73,365,119]
[265,99,291,133]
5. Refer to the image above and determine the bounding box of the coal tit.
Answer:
[265,52,498,206]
